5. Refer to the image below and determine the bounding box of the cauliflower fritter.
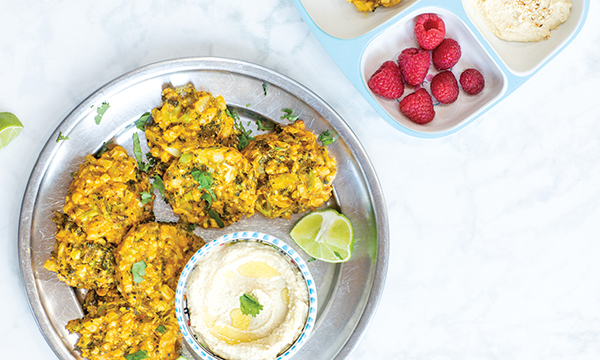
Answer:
[44,213,116,295]
[63,145,154,244]
[115,222,204,312]
[163,146,258,228]
[347,0,402,12]
[145,84,241,172]
[242,120,337,219]
[66,302,181,360]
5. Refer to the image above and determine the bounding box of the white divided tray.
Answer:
[293,0,588,138]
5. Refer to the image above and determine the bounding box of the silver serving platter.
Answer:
[18,57,389,360]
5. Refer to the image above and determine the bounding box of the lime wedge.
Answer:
[0,112,24,150]
[290,208,354,263]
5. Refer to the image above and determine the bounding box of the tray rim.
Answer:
[18,56,390,360]
[293,0,590,138]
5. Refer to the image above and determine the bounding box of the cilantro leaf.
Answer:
[200,193,213,209]
[152,175,165,197]
[132,133,150,171]
[256,116,275,131]
[191,168,216,201]
[240,293,263,317]
[95,141,113,158]
[135,112,151,131]
[124,350,149,360]
[156,325,167,334]
[262,82,268,96]
[140,191,153,204]
[226,108,240,121]
[187,223,197,232]
[56,132,69,142]
[280,108,299,122]
[94,102,110,125]
[318,129,338,146]
[307,257,316,263]
[208,209,224,228]
[334,251,343,260]
[131,261,147,284]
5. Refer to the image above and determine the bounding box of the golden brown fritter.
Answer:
[115,222,203,313]
[63,145,154,244]
[66,302,181,360]
[163,146,258,228]
[145,84,241,172]
[347,0,402,12]
[242,120,337,219]
[44,213,116,295]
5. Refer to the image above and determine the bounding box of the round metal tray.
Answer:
[18,57,389,360]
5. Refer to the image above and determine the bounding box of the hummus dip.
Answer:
[187,241,310,360]
[468,0,572,42]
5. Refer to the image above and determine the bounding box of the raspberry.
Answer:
[432,38,461,70]
[430,71,459,104]
[414,13,446,51]
[367,61,404,99]
[399,88,435,124]
[460,68,485,95]
[398,48,430,87]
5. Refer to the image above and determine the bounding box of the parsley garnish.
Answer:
[95,141,113,157]
[156,325,167,334]
[124,350,149,360]
[94,102,110,125]
[256,116,275,131]
[131,261,147,284]
[280,108,299,122]
[152,175,165,197]
[262,82,268,96]
[209,209,224,228]
[56,132,69,142]
[135,112,151,131]
[240,293,263,317]
[132,133,150,171]
[318,129,338,146]
[140,191,153,204]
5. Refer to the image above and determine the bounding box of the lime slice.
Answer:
[290,208,354,263]
[0,112,24,150]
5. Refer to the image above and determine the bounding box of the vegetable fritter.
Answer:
[44,213,116,295]
[115,222,204,312]
[66,302,181,360]
[347,0,402,12]
[145,84,241,172]
[63,145,154,244]
[163,146,258,228]
[242,120,337,219]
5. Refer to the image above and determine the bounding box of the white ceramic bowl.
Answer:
[175,231,318,360]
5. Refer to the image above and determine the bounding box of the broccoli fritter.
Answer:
[44,213,116,295]
[163,146,258,228]
[347,0,402,12]
[115,222,203,312]
[63,145,154,244]
[66,302,181,360]
[145,84,241,172]
[242,120,337,219]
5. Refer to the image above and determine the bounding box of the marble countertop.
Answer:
[2,1,600,359]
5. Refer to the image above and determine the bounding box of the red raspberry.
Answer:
[430,71,459,104]
[414,13,446,51]
[398,48,430,87]
[432,38,461,70]
[460,68,485,95]
[367,61,404,99]
[399,88,435,124]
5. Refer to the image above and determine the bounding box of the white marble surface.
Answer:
[2,0,600,359]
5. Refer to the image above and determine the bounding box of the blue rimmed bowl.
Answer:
[175,231,318,360]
